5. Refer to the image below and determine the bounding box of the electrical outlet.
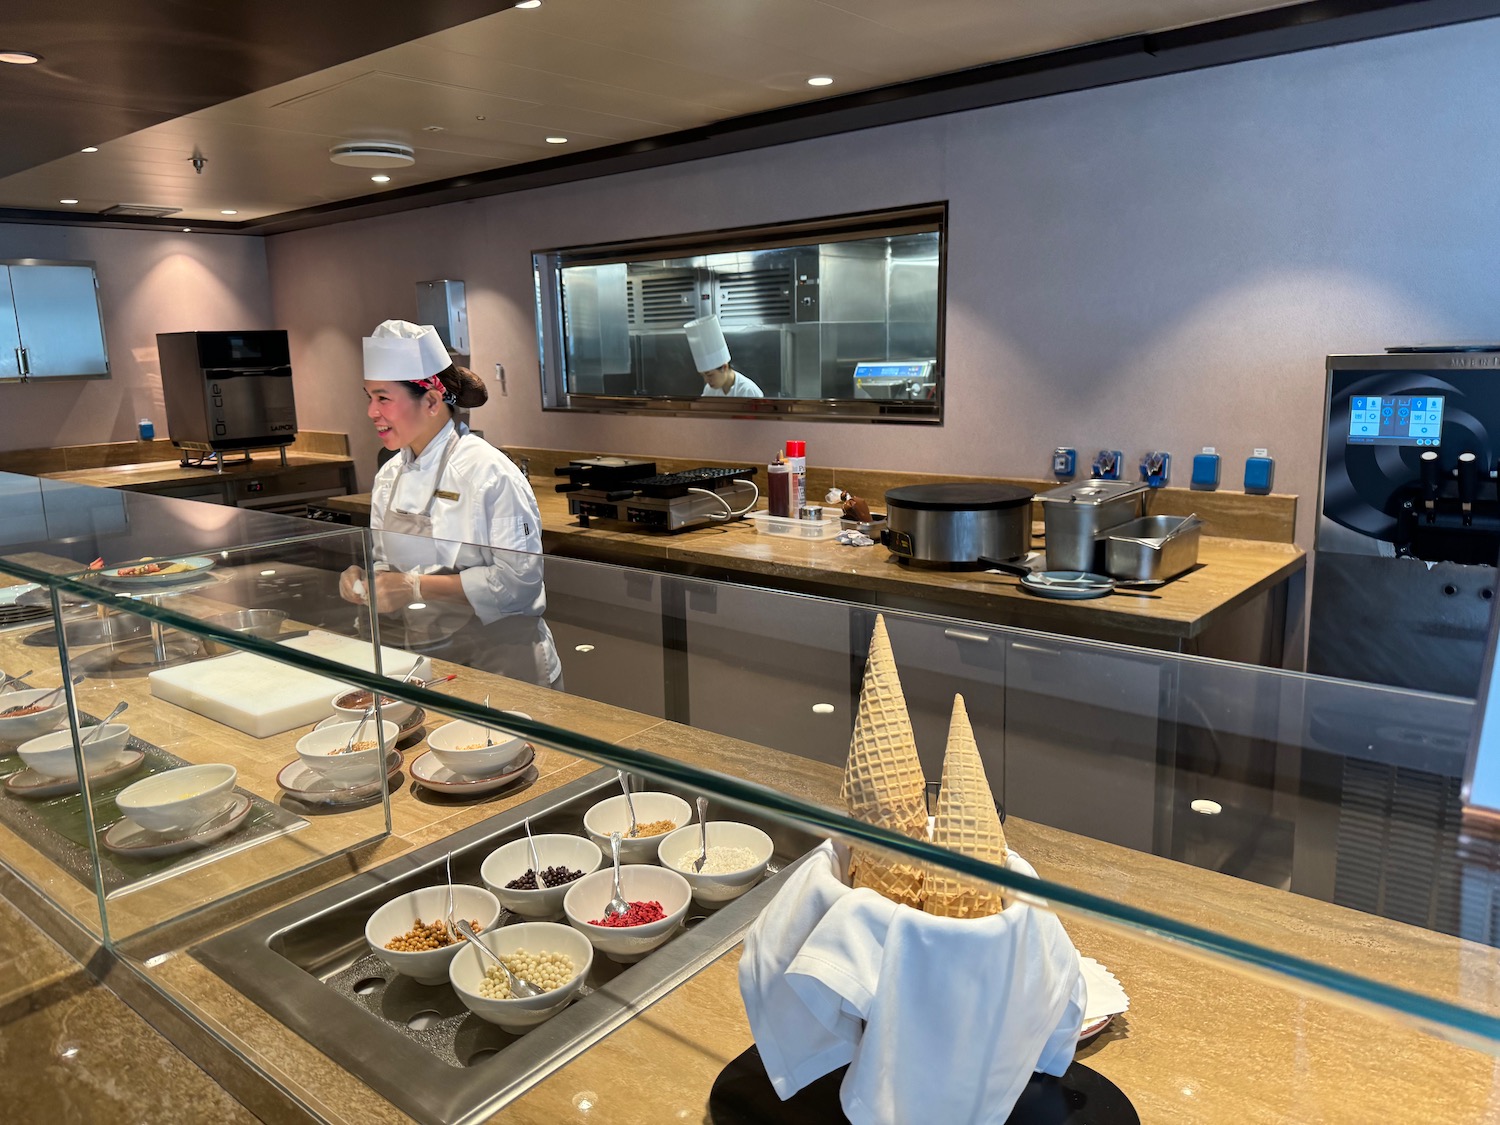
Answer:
[1091,450,1123,480]
[1139,451,1171,488]
[1051,447,1077,479]
[1191,447,1221,491]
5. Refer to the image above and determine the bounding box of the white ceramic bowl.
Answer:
[563,864,692,962]
[448,921,593,1031]
[364,884,502,986]
[116,763,237,835]
[331,687,417,732]
[17,723,131,781]
[0,688,69,743]
[480,834,604,920]
[658,821,775,906]
[583,792,694,863]
[426,712,531,778]
[295,720,399,787]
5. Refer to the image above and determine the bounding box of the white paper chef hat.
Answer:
[683,315,730,373]
[362,319,451,381]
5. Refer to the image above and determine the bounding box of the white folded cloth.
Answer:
[740,841,1085,1125]
[740,841,863,1095]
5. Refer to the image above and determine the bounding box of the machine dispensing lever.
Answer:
[1458,451,1480,520]
[1420,450,1442,513]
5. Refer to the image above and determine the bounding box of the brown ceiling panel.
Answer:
[0,0,520,178]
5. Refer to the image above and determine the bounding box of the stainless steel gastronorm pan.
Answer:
[195,769,820,1125]
[1104,514,1202,582]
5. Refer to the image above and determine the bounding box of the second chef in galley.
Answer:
[339,319,562,687]
[685,315,763,398]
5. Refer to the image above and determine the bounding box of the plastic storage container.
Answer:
[747,511,842,539]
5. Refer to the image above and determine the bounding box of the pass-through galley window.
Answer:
[534,204,944,422]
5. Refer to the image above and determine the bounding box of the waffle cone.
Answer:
[841,615,927,906]
[849,848,925,909]
[924,694,1008,919]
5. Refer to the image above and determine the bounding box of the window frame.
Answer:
[534,203,946,424]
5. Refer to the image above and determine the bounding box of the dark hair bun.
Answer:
[439,365,489,409]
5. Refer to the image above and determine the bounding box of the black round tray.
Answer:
[708,1044,1139,1125]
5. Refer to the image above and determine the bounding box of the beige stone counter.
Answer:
[330,478,1305,648]
[1,587,1495,1124]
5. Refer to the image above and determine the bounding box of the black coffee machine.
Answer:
[1310,347,1500,697]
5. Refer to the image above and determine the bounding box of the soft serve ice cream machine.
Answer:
[1311,348,1500,696]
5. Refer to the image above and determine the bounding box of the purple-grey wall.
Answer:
[267,20,1500,547]
[0,225,273,449]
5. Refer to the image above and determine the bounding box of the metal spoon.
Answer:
[617,770,638,838]
[693,796,709,873]
[604,831,629,920]
[343,700,378,754]
[81,701,128,744]
[0,668,34,692]
[483,694,494,747]
[523,815,542,884]
[445,852,541,998]
[27,674,83,709]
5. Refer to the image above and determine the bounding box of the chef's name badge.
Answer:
[435,489,461,502]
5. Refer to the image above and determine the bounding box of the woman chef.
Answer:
[684,315,763,397]
[339,319,561,687]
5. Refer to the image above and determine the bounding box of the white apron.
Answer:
[374,432,556,685]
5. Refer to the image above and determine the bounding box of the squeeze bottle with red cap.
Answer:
[785,440,807,512]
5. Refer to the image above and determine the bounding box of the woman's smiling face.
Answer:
[365,381,434,451]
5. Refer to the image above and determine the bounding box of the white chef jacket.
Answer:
[700,369,764,398]
[369,421,560,682]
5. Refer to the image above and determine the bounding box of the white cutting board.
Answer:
[149,631,424,739]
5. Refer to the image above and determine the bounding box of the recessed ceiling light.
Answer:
[371,174,391,184]
[80,147,98,154]
[59,199,78,205]
[0,51,42,65]
[422,124,446,132]
[182,228,192,233]
[1190,799,1223,816]
[807,76,834,87]
[220,209,238,215]
[516,1,542,8]
[545,136,568,144]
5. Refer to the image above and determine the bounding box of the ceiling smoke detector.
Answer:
[101,203,182,218]
[328,141,416,169]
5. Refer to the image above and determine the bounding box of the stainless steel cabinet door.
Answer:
[0,269,20,380]
[683,583,856,768]
[881,615,1006,802]
[543,558,666,717]
[8,263,109,377]
[1004,638,1163,851]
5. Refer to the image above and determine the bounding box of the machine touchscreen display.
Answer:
[1347,394,1445,446]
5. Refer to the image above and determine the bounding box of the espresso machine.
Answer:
[1310,348,1500,697]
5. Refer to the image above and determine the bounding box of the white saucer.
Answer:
[409,745,535,795]
[277,751,402,805]
[102,792,252,857]
[5,749,146,798]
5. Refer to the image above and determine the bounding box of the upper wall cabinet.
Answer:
[0,259,110,381]
[535,205,945,423]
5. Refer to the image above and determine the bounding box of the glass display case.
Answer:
[1,474,1498,1124]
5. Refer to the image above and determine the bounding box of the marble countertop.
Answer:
[2,586,1493,1124]
[41,451,353,489]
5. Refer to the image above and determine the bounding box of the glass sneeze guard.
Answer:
[0,479,1498,1121]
